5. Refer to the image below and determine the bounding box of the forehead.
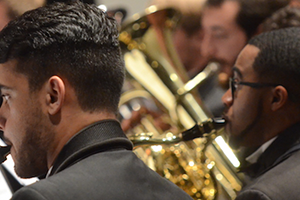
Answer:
[202,1,240,30]
[233,45,260,79]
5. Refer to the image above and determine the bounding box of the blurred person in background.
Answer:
[0,0,45,30]
[201,0,290,86]
[150,0,227,116]
[150,0,209,77]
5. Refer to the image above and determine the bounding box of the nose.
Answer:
[222,89,233,108]
[200,33,216,59]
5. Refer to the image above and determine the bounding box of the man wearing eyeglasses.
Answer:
[222,27,300,199]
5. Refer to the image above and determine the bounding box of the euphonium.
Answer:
[119,5,243,200]
[130,118,225,146]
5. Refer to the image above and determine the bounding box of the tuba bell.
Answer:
[119,5,243,200]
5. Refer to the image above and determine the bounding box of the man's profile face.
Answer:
[201,1,248,80]
[0,60,53,178]
[222,45,271,149]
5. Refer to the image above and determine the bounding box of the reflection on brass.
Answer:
[119,5,243,200]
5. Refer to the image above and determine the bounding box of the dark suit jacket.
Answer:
[236,123,300,200]
[11,120,193,200]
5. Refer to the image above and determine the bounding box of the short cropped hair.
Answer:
[249,27,300,102]
[205,0,290,39]
[0,1,125,114]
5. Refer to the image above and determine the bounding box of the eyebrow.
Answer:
[0,84,11,90]
[232,66,242,78]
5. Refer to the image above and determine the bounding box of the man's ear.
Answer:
[46,76,65,115]
[271,85,288,111]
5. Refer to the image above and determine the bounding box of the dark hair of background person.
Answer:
[0,1,125,114]
[261,6,300,32]
[46,0,94,4]
[179,14,202,37]
[205,0,291,38]
[248,27,300,103]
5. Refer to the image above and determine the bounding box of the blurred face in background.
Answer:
[173,24,208,77]
[201,0,247,80]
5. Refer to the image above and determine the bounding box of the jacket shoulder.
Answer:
[12,187,48,200]
[238,150,300,200]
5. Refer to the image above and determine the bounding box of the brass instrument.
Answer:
[119,5,243,200]
[130,118,225,146]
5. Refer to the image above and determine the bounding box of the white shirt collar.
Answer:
[46,166,53,178]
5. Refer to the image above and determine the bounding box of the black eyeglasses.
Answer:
[229,78,278,98]
[0,95,3,108]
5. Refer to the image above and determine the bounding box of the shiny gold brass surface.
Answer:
[119,5,243,200]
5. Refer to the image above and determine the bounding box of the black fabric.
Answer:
[11,119,193,200]
[50,120,133,175]
[242,123,300,179]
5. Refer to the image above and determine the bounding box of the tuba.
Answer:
[119,5,244,200]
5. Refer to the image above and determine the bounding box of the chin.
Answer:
[227,135,242,150]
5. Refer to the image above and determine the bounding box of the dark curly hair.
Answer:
[0,0,125,114]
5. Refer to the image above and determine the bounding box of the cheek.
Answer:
[218,32,247,60]
[229,94,258,132]
[220,40,242,59]
[5,113,26,153]
[4,101,32,147]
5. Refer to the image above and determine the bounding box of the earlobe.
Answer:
[271,86,288,111]
[46,76,65,115]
